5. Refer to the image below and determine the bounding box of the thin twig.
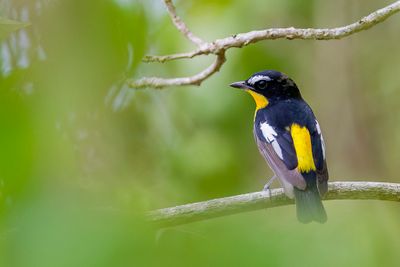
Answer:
[142,50,203,63]
[148,181,400,227]
[163,0,204,46]
[129,0,400,89]
[128,51,225,89]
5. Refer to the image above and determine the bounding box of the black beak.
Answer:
[229,81,251,89]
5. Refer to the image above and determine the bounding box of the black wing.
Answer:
[311,120,329,196]
[255,122,298,170]
[255,117,328,196]
[254,121,307,192]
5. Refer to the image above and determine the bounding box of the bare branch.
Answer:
[148,181,400,227]
[163,0,204,46]
[185,0,400,54]
[128,51,225,89]
[129,1,400,89]
[142,50,203,63]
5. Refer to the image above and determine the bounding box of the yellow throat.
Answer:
[246,90,269,111]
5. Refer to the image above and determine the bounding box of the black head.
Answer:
[230,70,302,101]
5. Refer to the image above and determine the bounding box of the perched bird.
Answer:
[230,70,328,223]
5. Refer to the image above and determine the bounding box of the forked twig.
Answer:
[130,1,400,89]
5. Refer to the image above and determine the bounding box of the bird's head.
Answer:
[230,70,302,108]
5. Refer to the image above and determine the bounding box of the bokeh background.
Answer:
[1,0,400,266]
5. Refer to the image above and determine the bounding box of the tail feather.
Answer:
[293,182,327,224]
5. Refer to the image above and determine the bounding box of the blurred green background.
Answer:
[1,0,400,266]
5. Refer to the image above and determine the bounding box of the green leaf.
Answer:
[0,17,30,39]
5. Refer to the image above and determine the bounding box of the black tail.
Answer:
[293,181,327,224]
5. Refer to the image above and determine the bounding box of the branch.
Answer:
[148,181,400,227]
[128,51,225,88]
[163,0,204,46]
[129,0,400,89]
[142,50,202,63]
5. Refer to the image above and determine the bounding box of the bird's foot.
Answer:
[262,175,276,191]
[262,175,276,199]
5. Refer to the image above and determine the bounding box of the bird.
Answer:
[230,70,328,223]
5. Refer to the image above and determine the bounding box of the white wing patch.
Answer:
[248,75,271,85]
[315,120,326,159]
[260,122,276,142]
[260,122,283,160]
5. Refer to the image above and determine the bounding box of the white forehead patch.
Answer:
[247,75,271,85]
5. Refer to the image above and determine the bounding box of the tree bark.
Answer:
[148,181,400,227]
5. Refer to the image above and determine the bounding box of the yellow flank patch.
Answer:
[246,90,269,111]
[290,123,316,173]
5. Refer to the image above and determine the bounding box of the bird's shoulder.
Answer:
[255,99,316,131]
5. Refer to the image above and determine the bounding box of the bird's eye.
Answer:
[256,80,267,89]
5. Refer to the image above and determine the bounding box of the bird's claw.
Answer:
[262,175,276,199]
